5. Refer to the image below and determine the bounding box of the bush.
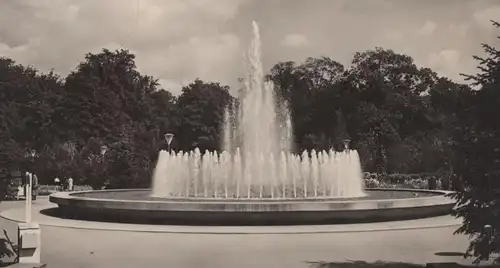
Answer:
[363,172,445,190]
[37,184,93,196]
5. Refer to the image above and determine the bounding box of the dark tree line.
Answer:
[0,21,499,263]
[0,49,234,189]
[1,46,463,186]
[0,47,474,185]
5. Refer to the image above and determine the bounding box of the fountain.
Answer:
[49,21,455,225]
[150,148,365,199]
[150,21,364,200]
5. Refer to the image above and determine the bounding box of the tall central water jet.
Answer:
[234,21,292,157]
[151,21,366,199]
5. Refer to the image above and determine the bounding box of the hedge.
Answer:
[363,172,446,190]
[2,173,449,200]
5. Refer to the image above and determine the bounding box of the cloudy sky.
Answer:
[1,0,499,94]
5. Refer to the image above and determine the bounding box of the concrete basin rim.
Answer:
[50,188,454,205]
[0,210,462,234]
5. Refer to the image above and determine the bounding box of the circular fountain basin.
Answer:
[49,189,455,225]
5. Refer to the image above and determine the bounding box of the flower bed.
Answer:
[37,184,93,195]
[20,174,446,197]
[363,172,444,190]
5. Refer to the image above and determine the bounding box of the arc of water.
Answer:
[280,151,287,198]
[269,153,276,199]
[221,151,229,199]
[301,151,309,198]
[311,150,318,198]
[183,152,190,197]
[258,153,264,199]
[292,155,299,198]
[245,156,252,198]
[235,148,242,198]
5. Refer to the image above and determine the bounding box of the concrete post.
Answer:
[18,172,42,264]
[17,222,42,264]
[25,172,32,223]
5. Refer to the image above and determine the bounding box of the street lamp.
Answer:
[29,149,36,159]
[24,149,37,224]
[99,145,109,189]
[342,139,351,151]
[23,149,37,173]
[484,224,493,239]
[25,149,37,173]
[164,133,174,153]
[24,149,37,195]
[100,145,108,156]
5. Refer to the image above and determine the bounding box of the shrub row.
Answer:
[33,174,448,194]
[37,184,93,195]
[37,174,444,194]
[2,173,447,200]
[363,172,445,190]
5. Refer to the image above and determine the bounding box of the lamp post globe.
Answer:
[342,139,351,151]
[100,145,108,156]
[164,133,174,153]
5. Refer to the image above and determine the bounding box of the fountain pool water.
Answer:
[49,21,455,225]
[150,21,365,200]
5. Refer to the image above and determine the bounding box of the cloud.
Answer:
[281,34,311,48]
[0,0,498,94]
[416,21,437,36]
[135,34,241,85]
[473,5,500,29]
[384,31,404,42]
[158,79,185,93]
[428,49,462,78]
[0,0,247,93]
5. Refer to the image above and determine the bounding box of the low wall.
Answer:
[49,189,456,226]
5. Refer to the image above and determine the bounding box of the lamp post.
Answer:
[25,149,37,196]
[100,145,108,156]
[484,224,493,239]
[164,133,174,153]
[342,139,351,151]
[24,149,36,223]
[29,149,36,161]
[18,149,43,264]
[100,145,108,189]
[480,224,494,260]
[27,149,36,196]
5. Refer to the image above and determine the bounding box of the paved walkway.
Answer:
[0,200,462,233]
[0,198,487,268]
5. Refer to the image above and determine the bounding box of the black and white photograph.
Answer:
[0,0,499,267]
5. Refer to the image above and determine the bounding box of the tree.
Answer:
[266,51,456,174]
[59,49,160,147]
[104,141,145,189]
[0,58,64,148]
[342,48,439,172]
[176,79,233,151]
[0,139,24,200]
[148,89,178,139]
[428,78,473,189]
[268,57,346,152]
[452,21,500,264]
[0,58,65,188]
[0,41,482,192]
